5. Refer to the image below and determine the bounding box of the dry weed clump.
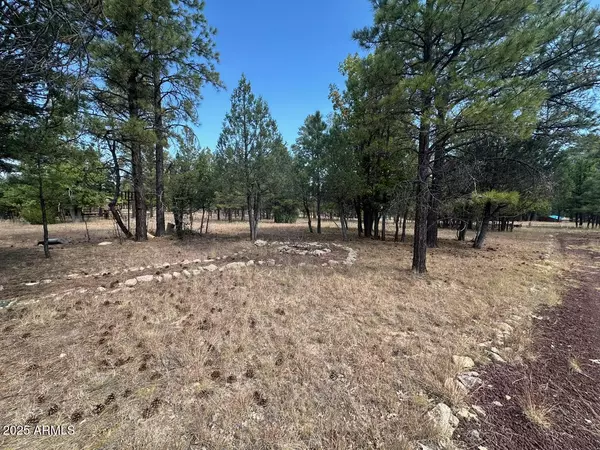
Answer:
[0,219,568,449]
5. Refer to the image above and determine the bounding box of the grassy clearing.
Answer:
[0,218,569,449]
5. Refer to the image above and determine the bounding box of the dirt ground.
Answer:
[0,217,591,449]
[456,233,600,450]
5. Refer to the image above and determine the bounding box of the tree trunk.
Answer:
[355,200,363,237]
[205,210,210,233]
[304,200,313,233]
[474,201,492,249]
[401,208,408,243]
[107,139,133,238]
[37,157,50,258]
[394,213,400,242]
[339,203,348,241]
[316,182,322,234]
[153,62,165,237]
[128,72,147,241]
[174,208,184,238]
[381,214,386,241]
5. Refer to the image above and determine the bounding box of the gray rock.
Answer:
[221,262,246,271]
[182,270,192,278]
[125,278,138,287]
[204,264,218,272]
[258,260,265,266]
[456,407,478,421]
[266,259,276,267]
[254,239,268,247]
[192,269,203,276]
[452,355,475,369]
[488,351,506,363]
[97,286,107,292]
[472,405,486,417]
[469,429,481,440]
[246,260,255,266]
[457,372,483,390]
[172,272,181,278]
[136,275,155,283]
[24,281,39,286]
[97,241,112,246]
[66,273,81,280]
[427,403,459,440]
[328,260,340,266]
[162,273,173,282]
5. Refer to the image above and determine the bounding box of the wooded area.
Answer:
[2,0,600,273]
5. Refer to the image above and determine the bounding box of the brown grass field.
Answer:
[0,217,584,449]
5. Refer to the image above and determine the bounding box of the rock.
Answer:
[328,260,340,266]
[427,403,459,440]
[139,266,145,271]
[96,287,107,292]
[266,259,276,267]
[456,408,478,422]
[309,249,330,256]
[258,260,265,266]
[125,278,138,287]
[193,259,201,264]
[162,263,170,268]
[97,241,112,246]
[162,273,173,282]
[254,239,268,247]
[24,281,40,286]
[488,351,506,364]
[129,267,139,272]
[181,260,191,266]
[59,353,66,358]
[136,275,155,283]
[472,405,486,417]
[457,372,483,390]
[204,264,218,272]
[77,288,88,294]
[172,272,181,279]
[192,269,202,276]
[452,355,475,370]
[203,259,215,263]
[246,260,255,266]
[147,233,155,239]
[66,273,81,280]
[221,262,246,271]
[469,429,481,440]
[492,401,503,407]
[41,279,52,284]
[182,270,191,278]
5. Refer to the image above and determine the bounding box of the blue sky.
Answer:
[195,0,373,149]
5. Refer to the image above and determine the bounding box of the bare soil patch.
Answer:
[457,233,600,450]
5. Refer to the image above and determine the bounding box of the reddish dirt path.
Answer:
[457,234,600,450]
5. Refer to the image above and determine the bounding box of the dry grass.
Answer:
[520,389,554,430]
[0,217,569,449]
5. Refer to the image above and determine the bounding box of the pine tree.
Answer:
[216,75,282,241]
